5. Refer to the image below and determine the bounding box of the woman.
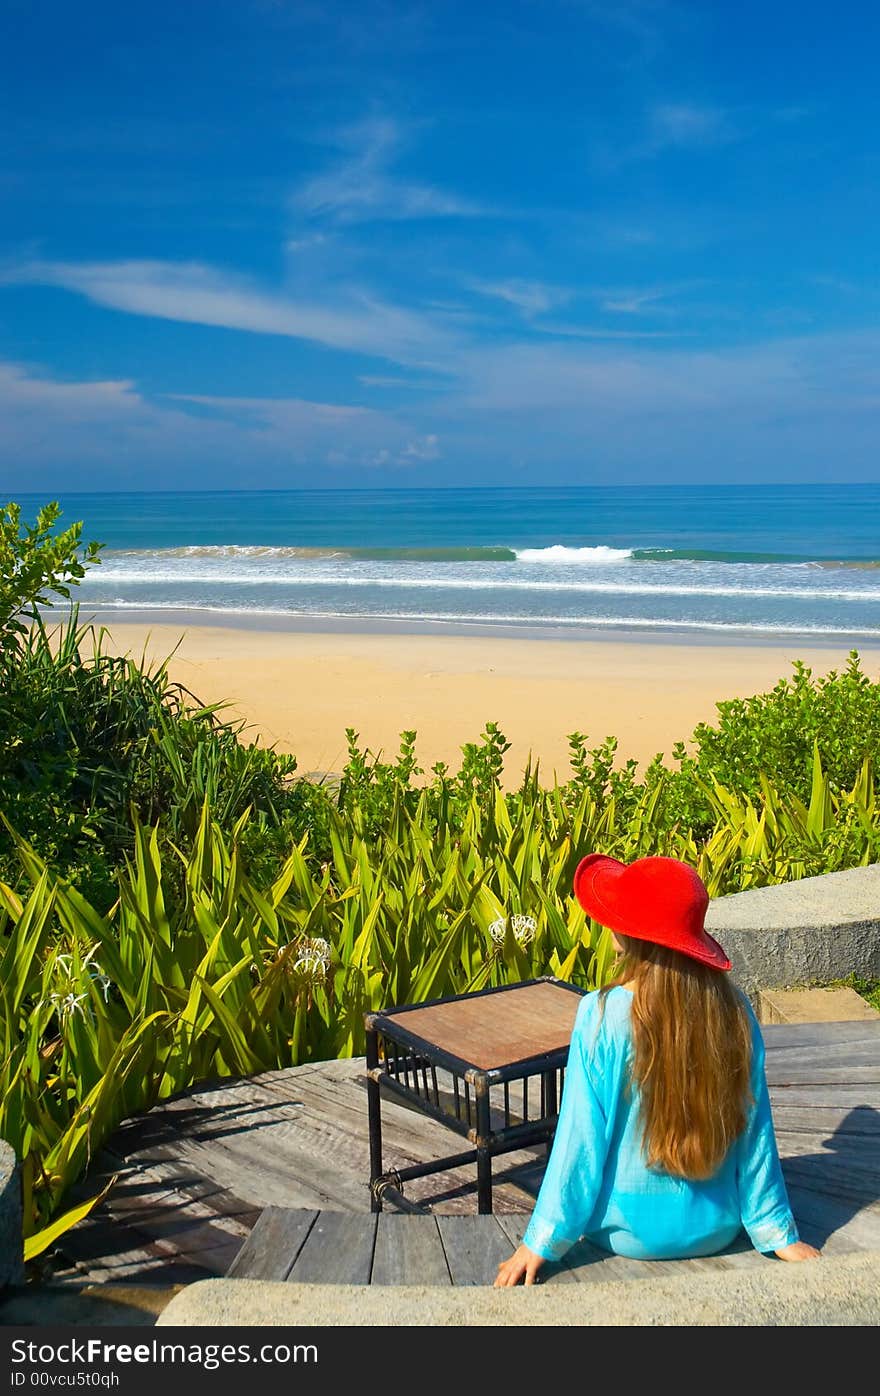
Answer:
[495,853,820,1286]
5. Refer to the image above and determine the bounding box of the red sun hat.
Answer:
[573,853,731,971]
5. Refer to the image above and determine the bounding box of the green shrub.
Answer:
[0,500,101,649]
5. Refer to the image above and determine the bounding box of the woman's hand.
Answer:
[775,1240,821,1262]
[494,1243,546,1287]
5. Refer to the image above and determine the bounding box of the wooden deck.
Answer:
[52,1019,880,1287]
[225,1208,770,1286]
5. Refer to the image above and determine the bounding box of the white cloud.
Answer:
[469,279,571,317]
[455,330,880,419]
[293,116,486,225]
[358,374,449,390]
[648,102,733,149]
[402,433,439,460]
[0,361,435,489]
[599,286,676,315]
[596,101,739,169]
[533,322,687,340]
[5,258,458,368]
[4,321,880,491]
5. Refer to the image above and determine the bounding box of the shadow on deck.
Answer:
[49,1019,880,1287]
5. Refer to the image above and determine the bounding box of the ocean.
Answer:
[18,484,880,644]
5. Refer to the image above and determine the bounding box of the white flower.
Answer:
[488,914,537,949]
[47,990,89,1020]
[292,936,331,981]
[40,944,113,1017]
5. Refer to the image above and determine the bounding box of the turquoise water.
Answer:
[18,485,880,641]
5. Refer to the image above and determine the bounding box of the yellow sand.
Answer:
[90,621,876,790]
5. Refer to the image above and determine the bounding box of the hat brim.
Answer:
[573,853,731,972]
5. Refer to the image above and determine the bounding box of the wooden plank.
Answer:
[762,1022,880,1049]
[102,1153,261,1226]
[371,1214,451,1285]
[768,1067,880,1087]
[115,1059,542,1219]
[174,1134,375,1211]
[768,1083,880,1103]
[766,1040,880,1065]
[493,1213,579,1285]
[56,1221,214,1286]
[58,1186,251,1282]
[436,1215,512,1285]
[287,1213,377,1284]
[227,1207,318,1280]
[706,1235,773,1272]
[783,1157,880,1205]
[776,1139,879,1162]
[563,1236,755,1281]
[773,1100,880,1121]
[767,1050,880,1076]
[564,1237,658,1283]
[786,1186,880,1251]
[94,1176,254,1247]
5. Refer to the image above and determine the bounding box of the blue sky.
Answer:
[1,0,879,490]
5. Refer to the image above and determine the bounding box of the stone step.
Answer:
[757,986,880,1026]
[156,1252,880,1326]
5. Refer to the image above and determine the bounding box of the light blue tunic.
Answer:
[521,986,800,1262]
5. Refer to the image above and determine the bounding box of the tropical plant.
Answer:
[4,738,880,1249]
[0,793,617,1250]
[0,611,307,903]
[0,500,101,649]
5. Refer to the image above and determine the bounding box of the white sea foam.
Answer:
[86,599,880,637]
[114,545,345,560]
[514,545,633,564]
[87,566,880,603]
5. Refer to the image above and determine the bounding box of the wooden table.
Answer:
[364,978,586,1214]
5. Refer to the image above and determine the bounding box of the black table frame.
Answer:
[364,977,586,1215]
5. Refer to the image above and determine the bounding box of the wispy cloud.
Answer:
[170,391,442,470]
[5,257,459,368]
[596,101,739,169]
[455,330,880,420]
[293,116,485,225]
[531,322,690,340]
[567,1,685,68]
[595,281,704,315]
[600,288,671,314]
[469,279,572,317]
[0,360,236,487]
[647,102,734,149]
[0,360,441,488]
[3,326,880,490]
[369,433,440,467]
[0,360,142,429]
[358,374,449,390]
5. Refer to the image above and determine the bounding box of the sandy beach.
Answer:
[86,614,880,789]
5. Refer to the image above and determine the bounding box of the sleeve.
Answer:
[521,996,611,1262]
[735,1012,800,1253]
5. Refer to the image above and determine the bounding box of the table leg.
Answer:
[366,1028,384,1213]
[475,1078,493,1214]
[476,1146,493,1214]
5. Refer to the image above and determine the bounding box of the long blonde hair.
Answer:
[605,934,754,1180]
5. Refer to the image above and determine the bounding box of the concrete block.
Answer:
[0,1140,24,1287]
[706,862,880,998]
[156,1253,880,1327]
[757,985,880,1025]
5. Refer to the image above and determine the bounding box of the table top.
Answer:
[370,978,587,1072]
